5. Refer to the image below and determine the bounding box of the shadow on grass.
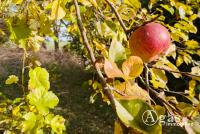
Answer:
[0,49,114,134]
[46,63,114,134]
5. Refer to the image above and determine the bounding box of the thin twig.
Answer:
[61,19,72,27]
[108,85,126,96]
[148,65,200,78]
[105,0,128,33]
[144,64,150,94]
[126,14,162,34]
[139,76,182,115]
[21,50,26,95]
[73,0,116,110]
[177,46,200,51]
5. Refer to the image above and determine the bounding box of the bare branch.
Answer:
[144,64,150,94]
[73,0,116,110]
[105,0,128,33]
[148,65,200,78]
[61,19,72,27]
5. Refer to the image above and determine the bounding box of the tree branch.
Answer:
[126,14,162,34]
[139,76,183,116]
[148,65,200,78]
[105,0,128,33]
[144,64,150,94]
[61,19,72,27]
[73,0,116,110]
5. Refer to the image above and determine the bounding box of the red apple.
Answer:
[129,22,171,62]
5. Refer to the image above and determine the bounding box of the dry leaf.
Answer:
[122,56,143,78]
[104,59,124,78]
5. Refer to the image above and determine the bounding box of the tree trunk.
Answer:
[53,23,60,52]
[54,40,59,52]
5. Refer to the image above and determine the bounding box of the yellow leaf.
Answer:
[167,25,188,41]
[114,120,124,134]
[93,40,108,57]
[124,0,141,8]
[12,0,23,4]
[150,68,168,89]
[104,59,124,78]
[79,0,92,6]
[122,56,143,78]
[51,0,66,20]
[197,50,200,57]
[191,67,200,82]
[165,44,176,59]
[89,0,98,8]
[12,106,20,116]
[114,82,150,101]
[189,14,198,21]
[176,55,184,67]
[175,21,197,33]
[189,80,196,98]
[155,58,182,78]
[153,105,165,117]
[184,40,199,49]
[5,75,19,85]
[182,52,192,65]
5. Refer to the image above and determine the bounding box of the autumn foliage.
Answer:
[0,0,200,133]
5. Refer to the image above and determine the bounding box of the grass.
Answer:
[0,47,114,134]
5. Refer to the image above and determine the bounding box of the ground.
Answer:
[0,47,114,134]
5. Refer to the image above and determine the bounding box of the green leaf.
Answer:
[27,88,59,115]
[28,67,50,90]
[115,99,162,134]
[96,21,114,37]
[109,37,126,63]
[6,19,31,41]
[22,112,37,132]
[5,75,19,85]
